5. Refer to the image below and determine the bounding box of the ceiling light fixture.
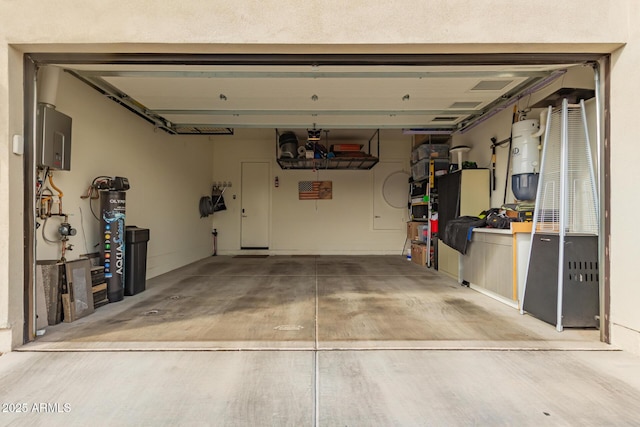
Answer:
[311,94,319,101]
[402,94,410,101]
[219,94,227,101]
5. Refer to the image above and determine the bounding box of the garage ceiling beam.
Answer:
[176,122,459,130]
[153,109,479,116]
[75,70,552,79]
[29,52,604,67]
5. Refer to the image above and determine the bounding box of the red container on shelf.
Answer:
[430,219,438,234]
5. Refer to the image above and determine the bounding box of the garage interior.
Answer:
[15,53,636,423]
[26,54,601,349]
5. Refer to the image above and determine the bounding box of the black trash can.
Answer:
[125,226,150,296]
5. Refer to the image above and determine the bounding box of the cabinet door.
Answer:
[460,169,490,217]
[484,234,514,299]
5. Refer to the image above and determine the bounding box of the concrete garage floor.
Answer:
[2,255,640,426]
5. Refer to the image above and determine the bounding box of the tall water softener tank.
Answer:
[511,119,540,201]
[100,191,126,302]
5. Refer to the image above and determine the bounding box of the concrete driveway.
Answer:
[2,256,639,426]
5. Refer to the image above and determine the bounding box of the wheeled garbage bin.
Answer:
[124,226,150,296]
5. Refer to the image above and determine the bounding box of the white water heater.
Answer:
[511,119,540,201]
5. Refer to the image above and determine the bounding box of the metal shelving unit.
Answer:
[276,129,380,170]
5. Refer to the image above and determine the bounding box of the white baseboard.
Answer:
[469,283,519,310]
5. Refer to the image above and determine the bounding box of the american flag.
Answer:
[298,181,332,200]
[299,181,320,200]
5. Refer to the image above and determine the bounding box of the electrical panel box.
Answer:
[36,104,72,170]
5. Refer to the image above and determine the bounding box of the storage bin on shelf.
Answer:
[412,158,430,181]
[417,144,450,161]
[411,203,429,220]
[417,223,430,243]
[410,149,420,164]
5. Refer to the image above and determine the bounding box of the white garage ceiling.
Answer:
[53,60,576,135]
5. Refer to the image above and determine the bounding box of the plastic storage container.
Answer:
[418,144,450,160]
[124,226,150,296]
[410,148,420,164]
[412,158,430,181]
[417,224,430,243]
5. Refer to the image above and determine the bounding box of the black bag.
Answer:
[484,209,516,229]
[212,195,226,212]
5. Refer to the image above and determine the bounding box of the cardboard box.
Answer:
[411,243,428,266]
[407,221,421,241]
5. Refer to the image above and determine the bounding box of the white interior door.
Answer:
[373,161,409,230]
[241,162,270,248]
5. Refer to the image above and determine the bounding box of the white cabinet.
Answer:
[461,223,533,308]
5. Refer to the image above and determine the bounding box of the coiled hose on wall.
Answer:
[199,196,214,218]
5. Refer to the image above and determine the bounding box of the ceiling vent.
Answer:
[431,116,459,122]
[449,101,482,109]
[173,126,234,135]
[471,80,513,91]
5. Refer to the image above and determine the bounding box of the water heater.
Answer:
[36,104,72,170]
[511,119,540,201]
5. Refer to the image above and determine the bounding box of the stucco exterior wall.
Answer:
[0,1,627,50]
[609,2,640,355]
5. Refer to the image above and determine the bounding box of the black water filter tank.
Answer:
[100,190,126,302]
[125,226,150,296]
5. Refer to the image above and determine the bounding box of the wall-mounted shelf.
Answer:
[276,129,380,170]
[277,157,379,170]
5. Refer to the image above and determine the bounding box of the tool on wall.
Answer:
[199,182,231,256]
[199,181,231,218]
[491,143,497,191]
[489,136,511,193]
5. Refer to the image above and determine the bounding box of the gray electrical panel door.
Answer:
[36,104,72,170]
